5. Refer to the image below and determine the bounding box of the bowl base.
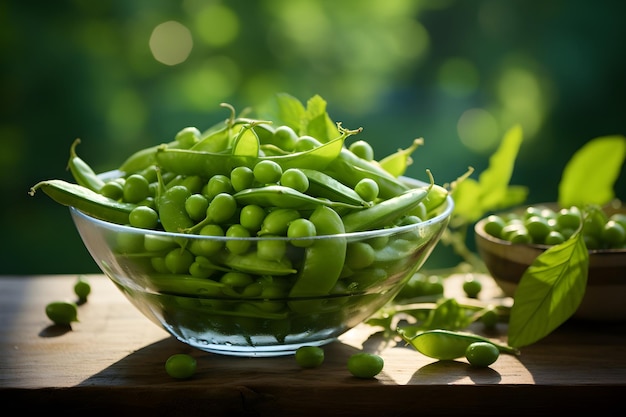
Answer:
[179,336,337,357]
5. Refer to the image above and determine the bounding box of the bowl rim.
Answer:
[70,174,454,241]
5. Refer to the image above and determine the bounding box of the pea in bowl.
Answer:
[474,203,626,321]
[69,179,452,356]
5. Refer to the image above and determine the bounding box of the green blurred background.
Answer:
[2,0,624,275]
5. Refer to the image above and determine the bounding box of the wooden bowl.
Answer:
[474,204,626,321]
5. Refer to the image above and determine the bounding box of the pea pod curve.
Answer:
[29,179,135,225]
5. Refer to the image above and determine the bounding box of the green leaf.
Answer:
[302,94,340,142]
[450,125,528,223]
[507,232,589,348]
[558,135,626,207]
[274,92,306,132]
[477,124,526,211]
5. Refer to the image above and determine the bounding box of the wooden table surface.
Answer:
[1,273,625,416]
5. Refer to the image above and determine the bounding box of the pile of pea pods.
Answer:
[30,97,452,344]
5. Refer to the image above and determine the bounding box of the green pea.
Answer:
[203,174,232,200]
[220,271,254,288]
[556,207,582,231]
[295,346,325,368]
[287,218,317,247]
[165,247,194,274]
[354,178,379,202]
[259,208,301,236]
[230,166,254,192]
[280,168,309,193]
[189,224,225,256]
[206,192,237,224]
[165,353,197,379]
[45,301,78,326]
[253,159,283,184]
[479,306,499,329]
[123,173,151,203]
[225,224,251,254]
[74,276,91,302]
[347,352,384,379]
[465,341,500,367]
[462,275,482,298]
[348,140,374,161]
[294,135,322,152]
[544,230,565,245]
[100,180,124,200]
[602,220,626,247]
[129,205,159,229]
[345,241,375,270]
[239,204,266,233]
[524,215,552,243]
[271,125,298,151]
[257,238,287,261]
[185,193,209,221]
[144,234,178,252]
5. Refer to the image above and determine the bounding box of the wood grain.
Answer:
[1,274,625,416]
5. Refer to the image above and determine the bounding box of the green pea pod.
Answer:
[233,185,366,210]
[327,148,410,199]
[289,206,346,311]
[146,273,225,296]
[422,184,449,215]
[300,168,371,207]
[158,185,194,233]
[67,138,105,192]
[398,329,519,360]
[191,124,234,153]
[232,123,261,157]
[29,179,135,224]
[156,147,256,177]
[119,139,181,175]
[378,138,424,178]
[220,251,297,276]
[341,182,432,233]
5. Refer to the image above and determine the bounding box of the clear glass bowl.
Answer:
[70,180,453,356]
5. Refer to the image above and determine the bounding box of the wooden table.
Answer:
[1,274,624,416]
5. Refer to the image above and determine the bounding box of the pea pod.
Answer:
[300,168,371,207]
[29,179,135,224]
[422,184,449,215]
[155,129,357,177]
[341,179,432,232]
[327,148,411,199]
[146,273,225,296]
[220,251,297,276]
[289,206,346,309]
[398,329,519,360]
[233,185,366,210]
[232,123,261,157]
[378,138,423,178]
[158,185,194,233]
[67,138,105,192]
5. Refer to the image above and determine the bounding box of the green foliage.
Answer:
[558,135,626,207]
[450,125,528,226]
[508,232,589,348]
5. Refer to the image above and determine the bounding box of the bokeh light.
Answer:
[457,108,499,153]
[149,21,193,66]
[2,0,625,274]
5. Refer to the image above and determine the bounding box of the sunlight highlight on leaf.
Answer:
[508,232,589,348]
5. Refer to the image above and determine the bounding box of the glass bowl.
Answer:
[69,178,453,356]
